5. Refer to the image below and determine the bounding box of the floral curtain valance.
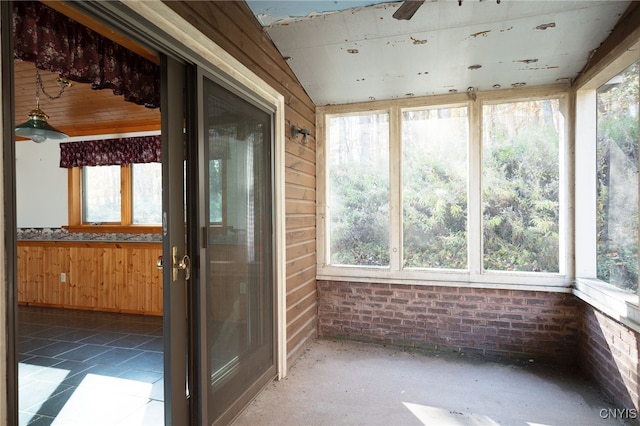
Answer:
[13,1,160,108]
[60,136,161,168]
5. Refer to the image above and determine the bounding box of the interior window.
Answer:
[77,163,161,228]
[132,162,162,224]
[596,60,639,293]
[82,165,121,223]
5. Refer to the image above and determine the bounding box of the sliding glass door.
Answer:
[197,71,276,426]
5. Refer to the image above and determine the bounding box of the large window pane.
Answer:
[132,162,162,224]
[402,107,468,269]
[482,99,561,272]
[82,165,121,223]
[596,61,639,293]
[328,113,390,266]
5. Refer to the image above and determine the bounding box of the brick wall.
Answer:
[579,301,640,410]
[318,281,580,362]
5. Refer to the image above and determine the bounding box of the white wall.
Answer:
[15,140,67,228]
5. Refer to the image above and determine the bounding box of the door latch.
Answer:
[172,246,191,281]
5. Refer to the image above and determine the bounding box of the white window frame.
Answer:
[317,87,572,291]
[574,38,640,328]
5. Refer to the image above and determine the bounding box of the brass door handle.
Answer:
[172,246,191,281]
[177,254,191,281]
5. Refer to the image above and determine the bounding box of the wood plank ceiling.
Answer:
[14,2,161,141]
[14,60,161,139]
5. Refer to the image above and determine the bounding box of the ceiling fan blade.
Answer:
[392,0,426,20]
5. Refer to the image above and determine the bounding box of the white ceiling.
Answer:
[246,0,631,105]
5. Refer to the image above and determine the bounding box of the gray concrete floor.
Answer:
[234,339,630,426]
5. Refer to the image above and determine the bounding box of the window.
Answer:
[319,92,567,286]
[327,112,390,266]
[82,165,121,223]
[132,163,162,224]
[69,162,162,231]
[482,100,561,272]
[596,60,639,293]
[573,41,640,323]
[61,135,162,232]
[402,106,468,269]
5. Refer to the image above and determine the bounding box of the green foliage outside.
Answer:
[330,167,390,265]
[328,101,563,272]
[596,61,639,292]
[482,100,560,272]
[329,113,390,266]
[403,108,468,269]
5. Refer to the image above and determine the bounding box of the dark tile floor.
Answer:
[18,306,164,426]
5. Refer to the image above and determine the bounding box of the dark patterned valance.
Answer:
[13,1,160,108]
[60,136,161,168]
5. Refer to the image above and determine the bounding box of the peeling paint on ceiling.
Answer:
[246,0,631,105]
[247,0,396,26]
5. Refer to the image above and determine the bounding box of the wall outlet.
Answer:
[60,272,66,283]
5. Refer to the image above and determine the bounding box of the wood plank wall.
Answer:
[17,241,163,315]
[164,1,318,364]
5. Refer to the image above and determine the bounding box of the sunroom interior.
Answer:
[9,0,640,424]
[242,0,640,419]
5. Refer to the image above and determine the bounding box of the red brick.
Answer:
[511,322,538,330]
[500,313,523,321]
[464,295,487,302]
[318,281,580,365]
[476,312,499,319]
[506,306,531,313]
[488,297,512,304]
[487,320,512,329]
[442,294,464,301]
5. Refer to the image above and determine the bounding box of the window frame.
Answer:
[325,108,392,268]
[401,103,470,271]
[574,38,640,326]
[66,163,161,234]
[317,87,571,290]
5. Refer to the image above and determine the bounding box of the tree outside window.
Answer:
[482,99,561,272]
[323,95,564,276]
[328,112,390,266]
[402,106,468,269]
[596,60,639,293]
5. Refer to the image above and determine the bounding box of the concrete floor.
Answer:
[233,339,629,426]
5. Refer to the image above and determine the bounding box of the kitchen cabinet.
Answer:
[17,241,162,315]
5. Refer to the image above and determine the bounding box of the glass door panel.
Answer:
[201,74,275,425]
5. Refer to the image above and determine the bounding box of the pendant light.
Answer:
[15,68,71,143]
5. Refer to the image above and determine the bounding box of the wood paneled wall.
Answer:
[165,1,318,364]
[17,241,162,315]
